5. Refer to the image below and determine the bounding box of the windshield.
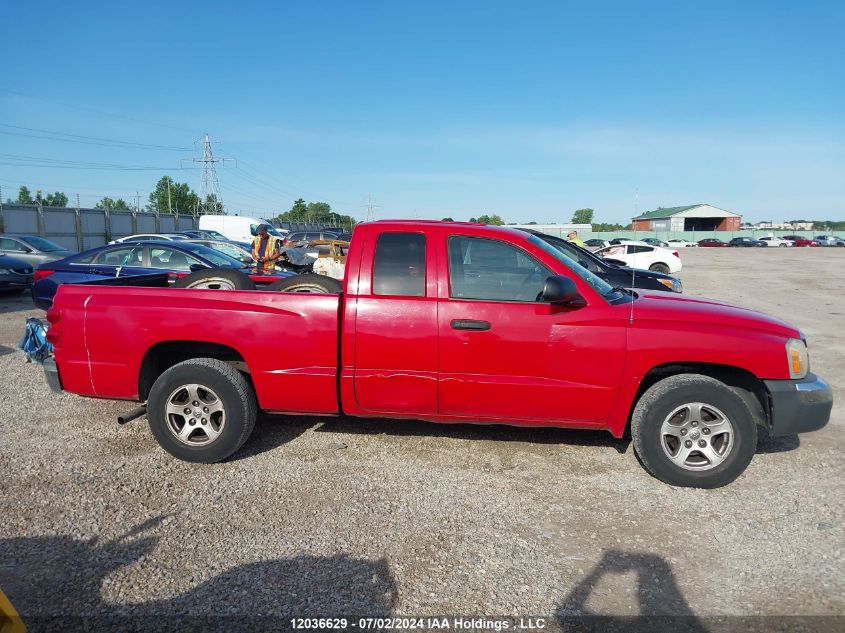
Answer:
[528,235,627,302]
[176,242,244,268]
[22,236,65,252]
[206,230,228,240]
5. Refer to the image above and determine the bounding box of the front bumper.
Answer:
[764,373,833,436]
[43,357,63,393]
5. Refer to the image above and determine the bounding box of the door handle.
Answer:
[451,319,491,331]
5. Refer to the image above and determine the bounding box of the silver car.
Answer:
[0,235,76,267]
[814,235,845,247]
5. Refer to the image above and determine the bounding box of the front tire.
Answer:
[649,263,670,274]
[147,358,257,463]
[631,374,757,488]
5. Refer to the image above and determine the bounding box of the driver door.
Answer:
[437,235,626,424]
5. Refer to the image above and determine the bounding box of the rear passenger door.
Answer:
[352,231,438,416]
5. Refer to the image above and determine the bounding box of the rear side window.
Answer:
[96,247,144,266]
[631,245,653,253]
[372,232,426,297]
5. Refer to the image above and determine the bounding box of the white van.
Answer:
[198,215,288,243]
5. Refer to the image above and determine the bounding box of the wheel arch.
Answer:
[139,340,249,401]
[625,362,770,435]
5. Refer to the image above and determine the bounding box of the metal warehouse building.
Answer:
[632,204,741,232]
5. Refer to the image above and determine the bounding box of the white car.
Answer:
[596,241,682,274]
[757,236,794,247]
[199,214,288,243]
[109,233,190,244]
[667,238,698,248]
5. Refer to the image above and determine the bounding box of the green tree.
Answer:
[148,176,199,214]
[592,222,625,232]
[44,191,69,207]
[17,186,34,204]
[572,208,594,224]
[475,214,504,226]
[305,201,333,223]
[96,197,130,211]
[441,217,454,221]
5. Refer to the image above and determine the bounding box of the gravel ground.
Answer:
[0,248,843,631]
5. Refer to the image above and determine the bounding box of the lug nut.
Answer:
[203,406,209,413]
[702,428,711,435]
[184,407,191,414]
[189,420,195,426]
[201,418,207,425]
[680,428,687,436]
[192,401,199,406]
[698,440,707,447]
[684,440,693,448]
[691,421,699,427]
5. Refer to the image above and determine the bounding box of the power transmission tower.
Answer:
[360,194,381,221]
[186,133,235,215]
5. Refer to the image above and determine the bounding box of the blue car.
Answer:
[32,240,288,310]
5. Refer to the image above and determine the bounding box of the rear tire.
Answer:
[649,263,670,274]
[267,273,342,294]
[173,268,256,290]
[147,358,257,463]
[631,374,757,488]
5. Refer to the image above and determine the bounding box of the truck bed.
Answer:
[49,282,342,414]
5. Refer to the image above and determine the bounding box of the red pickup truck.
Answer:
[42,220,832,488]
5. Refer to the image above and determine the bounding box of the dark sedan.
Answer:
[698,238,729,247]
[0,254,34,295]
[519,229,682,293]
[32,241,289,310]
[729,237,766,247]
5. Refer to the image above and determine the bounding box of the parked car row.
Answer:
[590,235,845,248]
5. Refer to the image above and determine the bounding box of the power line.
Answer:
[0,124,192,150]
[0,88,199,134]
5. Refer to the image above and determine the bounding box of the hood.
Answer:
[630,290,800,339]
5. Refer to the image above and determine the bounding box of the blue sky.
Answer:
[1,0,843,223]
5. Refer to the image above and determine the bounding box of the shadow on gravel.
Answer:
[0,517,397,632]
[316,416,632,454]
[0,294,35,316]
[0,344,15,357]
[556,549,707,633]
[227,414,315,461]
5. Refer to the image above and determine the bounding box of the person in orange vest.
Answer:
[251,224,280,272]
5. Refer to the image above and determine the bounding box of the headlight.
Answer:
[786,338,809,379]
[0,268,11,274]
[672,279,683,293]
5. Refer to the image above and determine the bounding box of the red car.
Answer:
[40,221,832,488]
[782,235,819,247]
[697,238,729,247]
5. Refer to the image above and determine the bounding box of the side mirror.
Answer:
[541,276,579,304]
[189,263,209,272]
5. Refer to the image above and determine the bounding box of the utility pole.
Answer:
[167,178,172,213]
[135,191,140,213]
[360,194,381,221]
[185,133,236,215]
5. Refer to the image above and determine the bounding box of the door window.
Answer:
[0,238,28,252]
[631,245,653,254]
[95,247,144,266]
[150,247,200,271]
[372,232,426,297]
[448,236,551,302]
